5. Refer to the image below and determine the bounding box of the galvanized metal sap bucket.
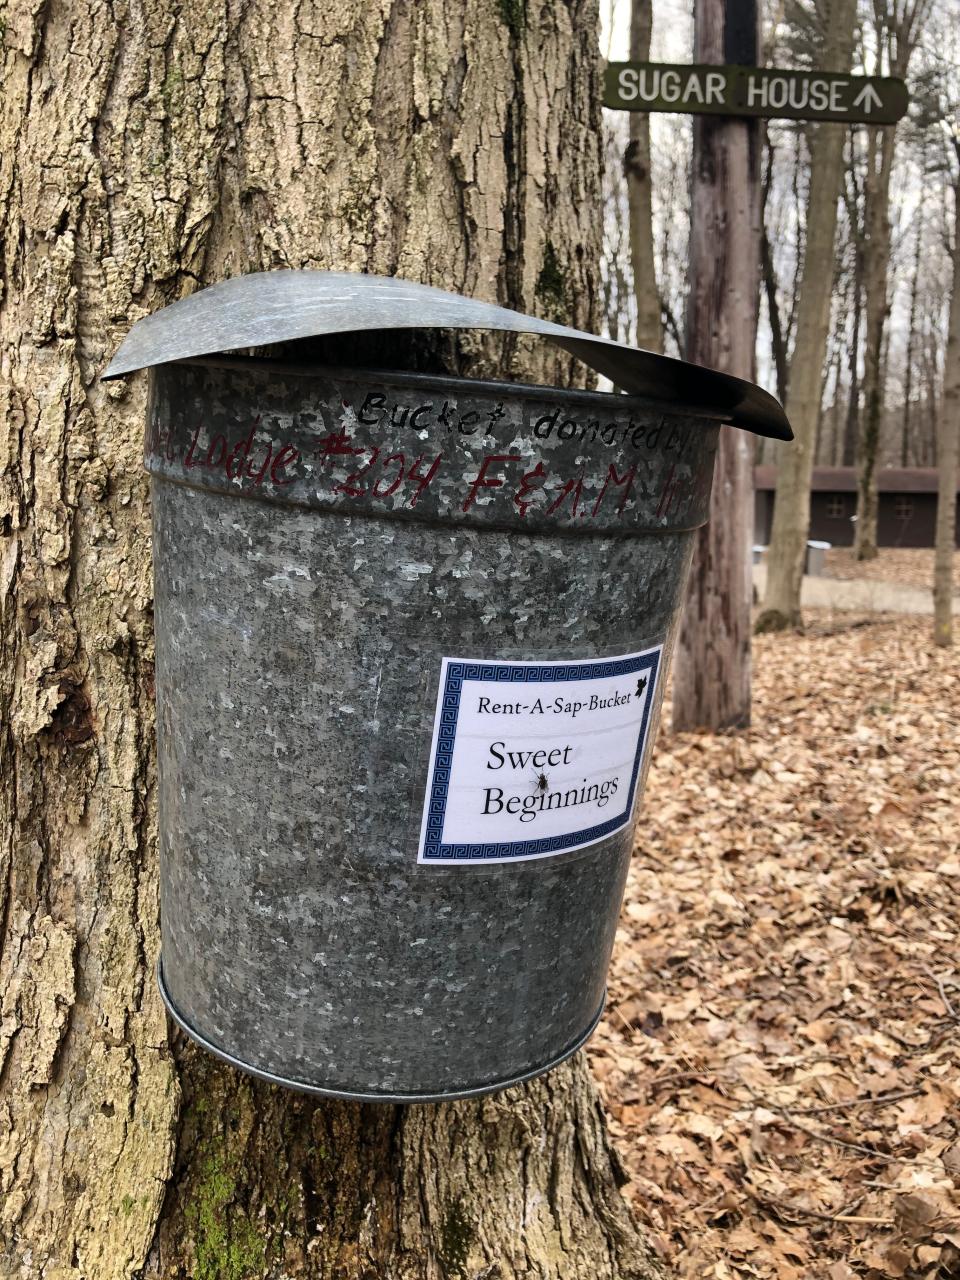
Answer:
[105,272,790,1101]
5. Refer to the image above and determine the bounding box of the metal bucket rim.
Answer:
[158,957,606,1104]
[160,355,735,425]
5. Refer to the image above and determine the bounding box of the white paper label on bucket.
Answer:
[417,646,663,864]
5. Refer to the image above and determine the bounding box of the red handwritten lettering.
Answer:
[372,452,405,498]
[205,435,228,468]
[315,428,361,464]
[226,419,260,481]
[655,463,678,518]
[592,463,636,517]
[545,474,586,519]
[406,453,443,507]
[462,454,522,513]
[513,461,548,517]
[270,444,299,486]
[335,446,381,497]
[245,445,273,486]
[184,427,203,469]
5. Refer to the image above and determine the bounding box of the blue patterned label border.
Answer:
[417,646,662,864]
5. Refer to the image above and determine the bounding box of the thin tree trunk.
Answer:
[818,223,847,466]
[761,222,789,405]
[934,172,960,647]
[923,326,941,465]
[853,0,931,558]
[603,121,630,344]
[826,328,846,466]
[844,237,864,466]
[625,0,662,354]
[902,198,925,466]
[853,122,895,560]
[672,0,761,733]
[842,134,865,469]
[756,0,856,632]
[0,5,662,1278]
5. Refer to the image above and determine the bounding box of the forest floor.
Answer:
[591,607,960,1280]
[822,548,960,595]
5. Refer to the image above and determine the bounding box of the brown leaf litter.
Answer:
[591,611,960,1279]
[823,548,960,595]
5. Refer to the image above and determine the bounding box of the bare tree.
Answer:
[626,0,663,352]
[842,146,867,465]
[757,0,858,631]
[934,126,960,645]
[603,115,634,343]
[761,136,791,404]
[654,115,694,356]
[901,160,927,464]
[854,0,933,559]
[672,0,762,732]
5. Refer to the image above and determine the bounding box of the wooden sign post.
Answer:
[670,0,762,731]
[604,20,908,731]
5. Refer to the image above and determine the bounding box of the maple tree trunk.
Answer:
[934,173,960,648]
[0,5,663,1278]
[843,232,864,468]
[826,339,846,467]
[854,0,930,558]
[625,0,662,354]
[672,0,761,732]
[756,0,856,633]
[902,191,925,467]
[760,222,788,405]
[854,127,895,561]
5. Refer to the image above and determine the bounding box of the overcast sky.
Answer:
[602,0,693,62]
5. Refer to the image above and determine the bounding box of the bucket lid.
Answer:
[103,270,791,441]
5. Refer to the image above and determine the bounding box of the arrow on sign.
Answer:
[852,83,883,114]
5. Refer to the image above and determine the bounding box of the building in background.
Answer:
[754,467,960,549]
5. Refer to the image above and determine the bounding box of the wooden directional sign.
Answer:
[605,62,908,125]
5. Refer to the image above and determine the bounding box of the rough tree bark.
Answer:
[0,4,663,1278]
[625,0,662,354]
[934,156,960,648]
[671,0,761,732]
[755,0,856,633]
